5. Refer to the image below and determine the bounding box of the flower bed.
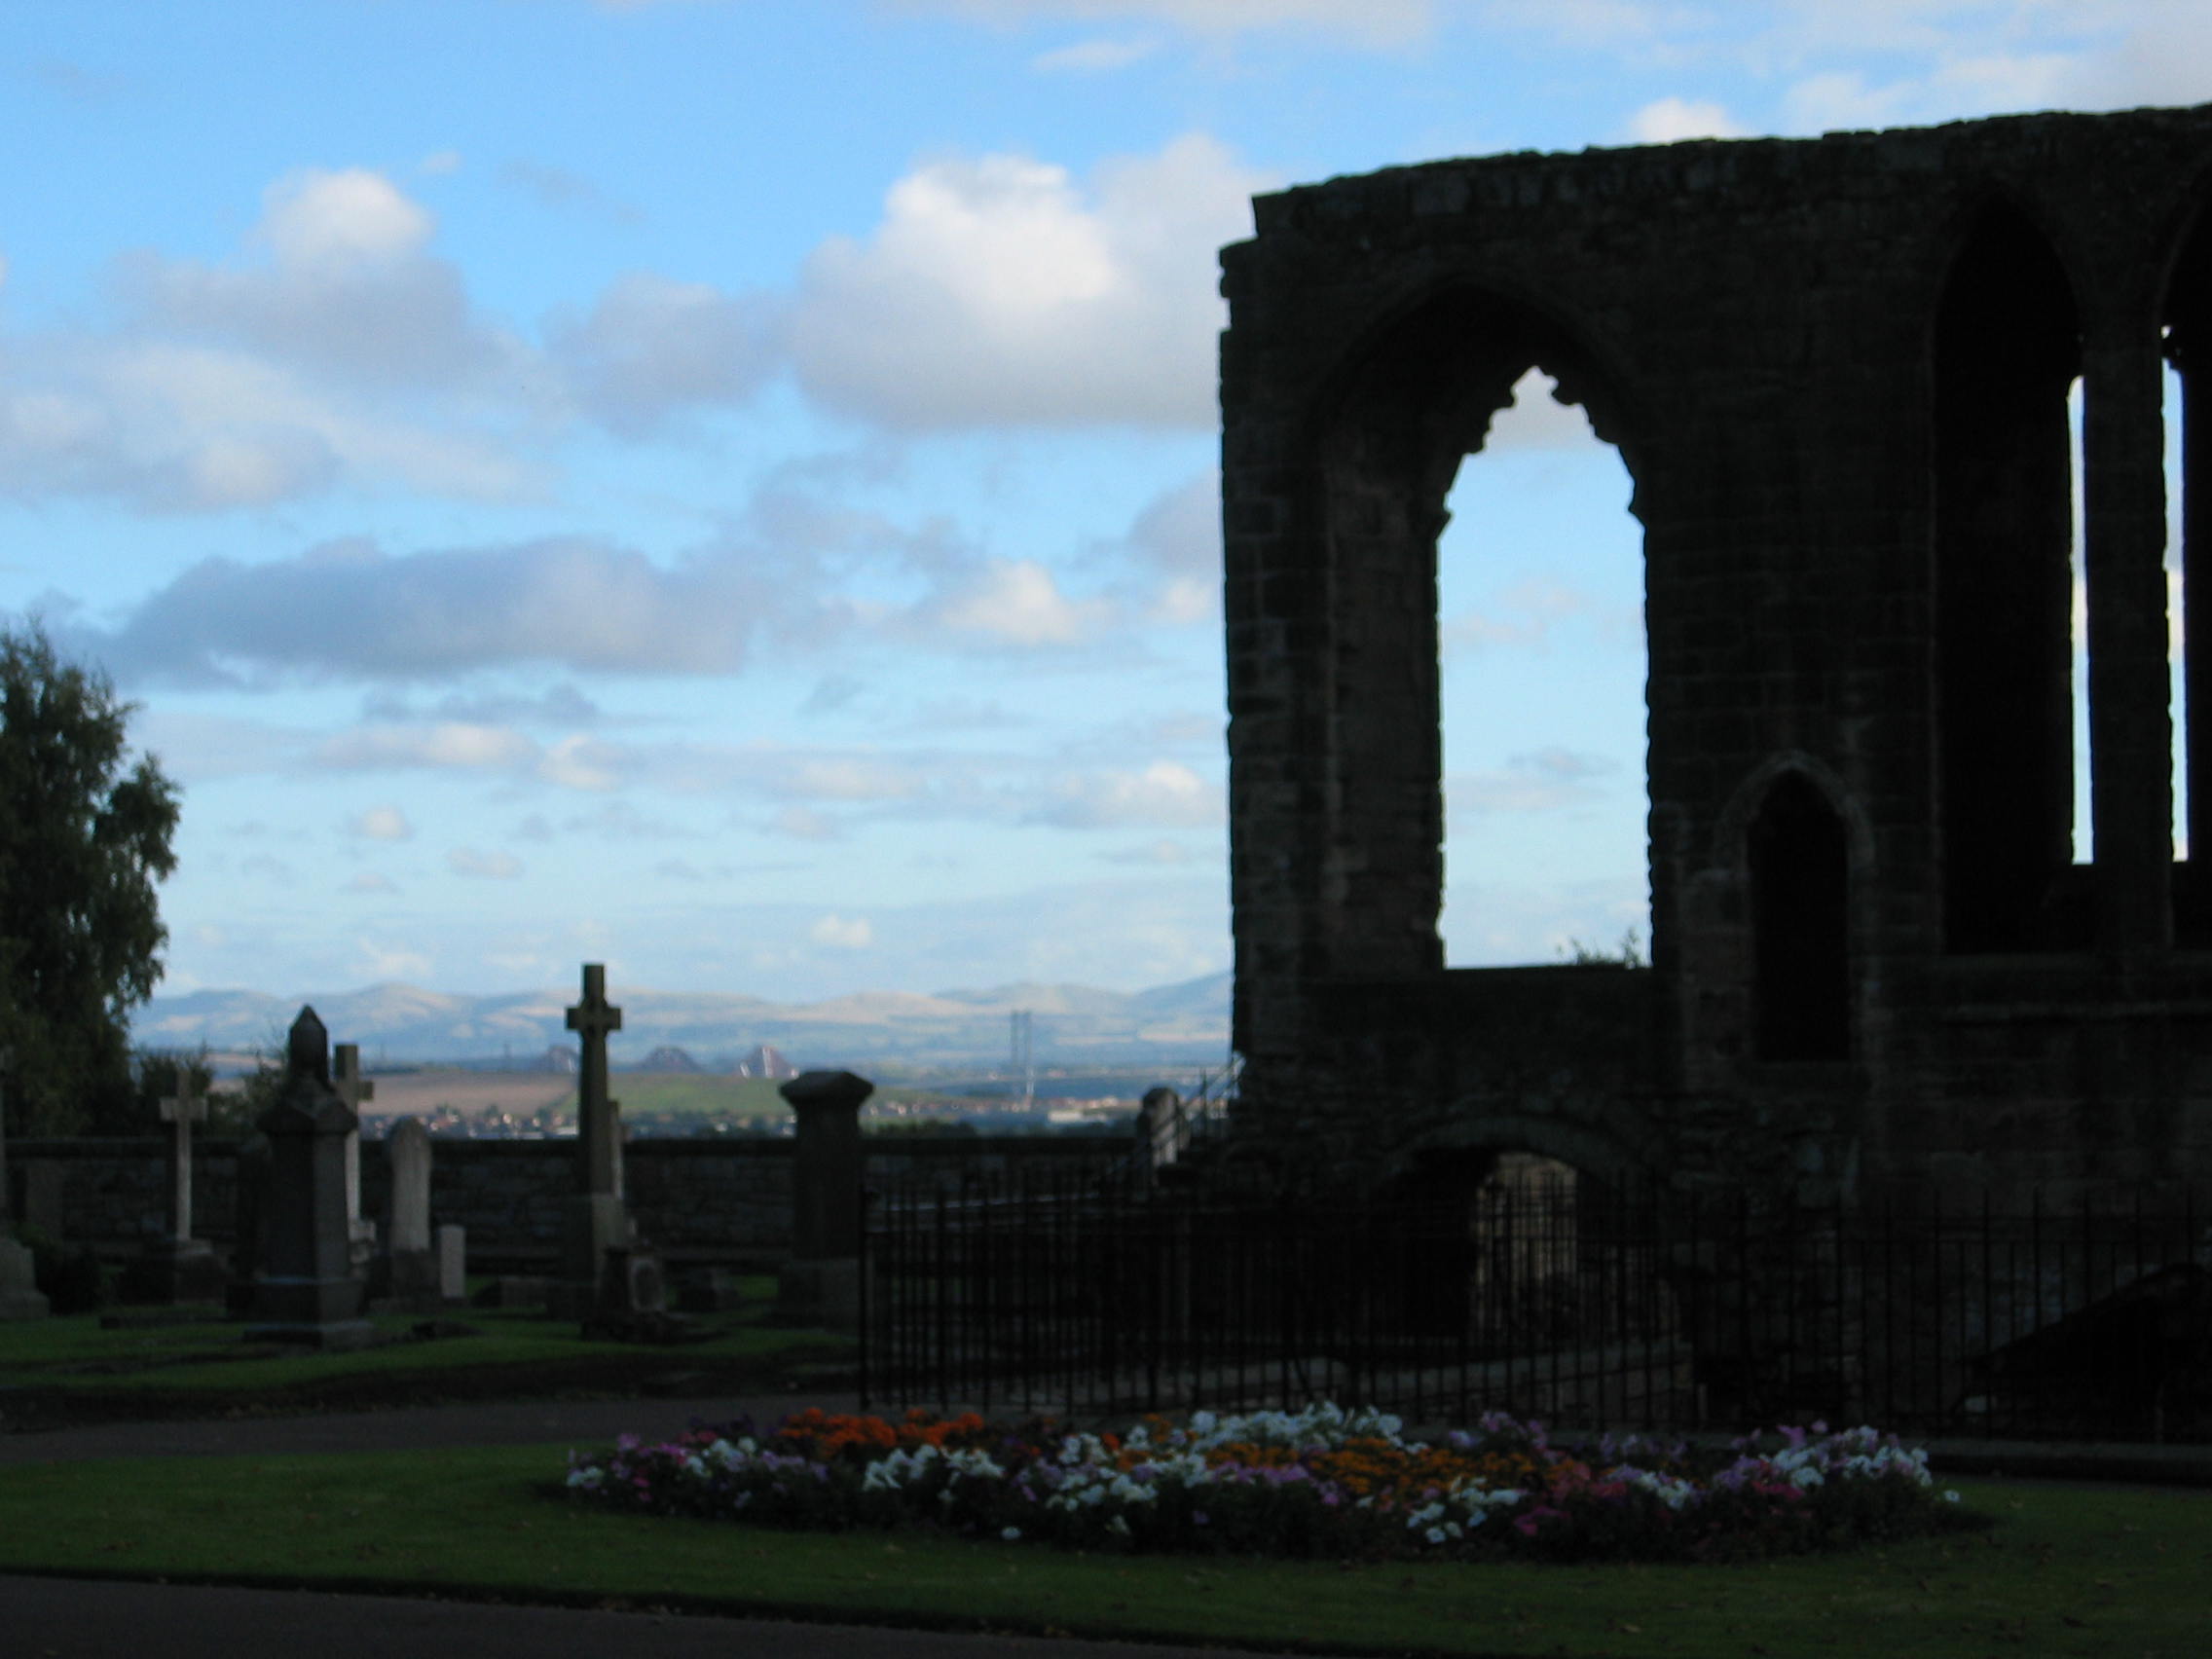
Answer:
[565,1403,1981,1564]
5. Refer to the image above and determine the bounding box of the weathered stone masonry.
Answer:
[1221,104,2212,1208]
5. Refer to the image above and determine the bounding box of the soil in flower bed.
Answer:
[566,1403,1989,1566]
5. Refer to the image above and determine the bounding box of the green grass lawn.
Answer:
[0,1446,2204,1657]
[0,1289,851,1413]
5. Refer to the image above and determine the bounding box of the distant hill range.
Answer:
[131,973,1233,1073]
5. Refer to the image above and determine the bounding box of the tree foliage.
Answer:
[0,624,181,1136]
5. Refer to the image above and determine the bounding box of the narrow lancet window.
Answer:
[1934,206,2083,952]
[1749,772,1849,1061]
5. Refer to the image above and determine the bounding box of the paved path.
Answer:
[0,1396,1329,1658]
[0,1575,1307,1659]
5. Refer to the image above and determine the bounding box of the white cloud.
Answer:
[345,870,397,894]
[922,557,1112,645]
[915,0,1433,46]
[1781,51,2084,134]
[809,913,875,949]
[321,721,543,774]
[1114,469,1220,622]
[0,166,542,510]
[85,532,820,685]
[358,940,432,981]
[260,167,432,267]
[780,756,927,802]
[1627,95,1749,142]
[348,805,414,841]
[1031,35,1161,69]
[547,272,777,434]
[120,169,523,395]
[787,132,1268,428]
[448,846,524,880]
[1033,759,1220,828]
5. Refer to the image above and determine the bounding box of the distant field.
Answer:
[364,1070,800,1121]
[363,1070,1015,1124]
[364,1072,576,1120]
[612,1075,793,1118]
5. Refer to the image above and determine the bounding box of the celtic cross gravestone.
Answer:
[334,1043,378,1274]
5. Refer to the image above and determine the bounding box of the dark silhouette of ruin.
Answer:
[1219,103,2212,1213]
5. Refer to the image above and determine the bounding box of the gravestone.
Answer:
[556,963,648,1316]
[1134,1087,1190,1190]
[0,1049,46,1320]
[372,1118,439,1311]
[225,1128,272,1315]
[774,1069,872,1333]
[435,1223,466,1304]
[0,1046,13,1231]
[334,1044,379,1276]
[137,1073,228,1304]
[244,1008,373,1349]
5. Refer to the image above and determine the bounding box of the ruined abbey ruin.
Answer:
[1221,103,2212,1212]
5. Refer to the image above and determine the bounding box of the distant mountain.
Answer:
[132,972,1234,1071]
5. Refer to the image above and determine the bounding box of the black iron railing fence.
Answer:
[860,1173,2211,1442]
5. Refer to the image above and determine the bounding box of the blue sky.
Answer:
[2,1,2205,1003]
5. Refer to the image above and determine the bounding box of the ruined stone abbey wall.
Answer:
[1221,105,2212,1208]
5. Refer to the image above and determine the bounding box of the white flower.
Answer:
[1001,1526,1022,1541]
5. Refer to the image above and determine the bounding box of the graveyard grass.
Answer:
[0,1293,853,1407]
[0,1448,2204,1657]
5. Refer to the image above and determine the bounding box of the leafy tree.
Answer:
[0,624,180,1136]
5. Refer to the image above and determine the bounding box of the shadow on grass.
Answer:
[0,1304,853,1428]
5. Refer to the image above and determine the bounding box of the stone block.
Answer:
[774,1256,862,1335]
[0,1236,48,1320]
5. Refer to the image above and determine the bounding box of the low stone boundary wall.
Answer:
[6,1133,1133,1272]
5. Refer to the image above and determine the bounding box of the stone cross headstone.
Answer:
[774,1068,872,1333]
[334,1044,379,1272]
[159,1076,209,1243]
[245,1007,372,1348]
[134,1070,226,1304]
[568,964,624,1201]
[559,963,634,1304]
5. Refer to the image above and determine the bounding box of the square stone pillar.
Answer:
[775,1068,871,1333]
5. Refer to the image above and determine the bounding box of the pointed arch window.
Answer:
[2166,200,2212,936]
[1933,206,2083,953]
